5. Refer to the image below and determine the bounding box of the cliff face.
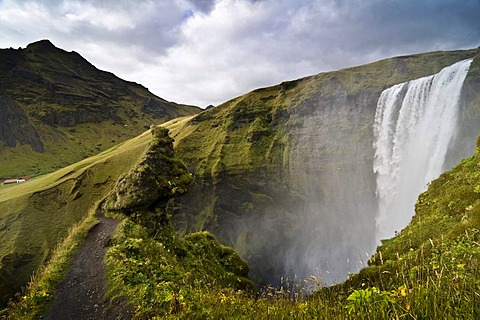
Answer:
[448,51,480,168]
[0,40,200,177]
[168,49,480,285]
[0,95,43,152]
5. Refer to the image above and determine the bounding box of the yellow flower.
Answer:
[405,303,411,311]
[220,293,228,304]
[400,287,407,297]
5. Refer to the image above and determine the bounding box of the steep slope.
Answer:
[0,40,199,177]
[0,128,154,307]
[3,127,253,319]
[334,137,480,318]
[166,49,479,285]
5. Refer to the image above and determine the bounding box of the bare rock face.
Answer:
[0,95,43,152]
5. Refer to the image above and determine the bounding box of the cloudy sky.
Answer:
[0,0,479,107]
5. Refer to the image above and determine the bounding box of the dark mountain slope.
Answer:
[0,40,199,177]
[167,49,480,285]
[0,95,43,152]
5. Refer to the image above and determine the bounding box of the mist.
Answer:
[171,53,479,288]
[374,59,473,242]
[230,59,475,286]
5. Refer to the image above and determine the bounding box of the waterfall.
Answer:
[373,58,473,242]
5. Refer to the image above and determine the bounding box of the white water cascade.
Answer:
[373,58,473,242]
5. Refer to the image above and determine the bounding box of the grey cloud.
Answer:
[186,0,216,13]
[1,0,478,107]
[144,0,480,106]
[251,0,480,73]
[186,0,267,13]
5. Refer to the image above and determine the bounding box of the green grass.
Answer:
[5,133,480,319]
[2,206,99,319]
[0,127,154,307]
[104,218,255,319]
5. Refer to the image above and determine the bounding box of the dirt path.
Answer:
[43,208,132,320]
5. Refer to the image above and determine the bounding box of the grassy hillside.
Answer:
[4,126,255,319]
[0,127,154,307]
[332,137,480,318]
[0,40,200,178]
[166,48,479,284]
[9,134,480,319]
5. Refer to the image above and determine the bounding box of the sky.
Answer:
[0,0,479,107]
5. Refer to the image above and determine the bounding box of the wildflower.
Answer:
[220,293,228,304]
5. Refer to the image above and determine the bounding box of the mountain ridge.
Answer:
[0,39,200,178]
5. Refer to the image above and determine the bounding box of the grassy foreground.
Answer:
[4,135,480,319]
[100,136,480,319]
[2,207,98,319]
[0,127,153,308]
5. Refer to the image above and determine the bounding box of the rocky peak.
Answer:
[25,39,57,53]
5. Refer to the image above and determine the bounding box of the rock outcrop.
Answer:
[105,127,192,213]
[0,95,43,152]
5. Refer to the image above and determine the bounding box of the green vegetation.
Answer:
[105,219,255,319]
[0,127,154,308]
[105,138,480,319]
[337,139,480,318]
[3,208,98,319]
[0,40,199,178]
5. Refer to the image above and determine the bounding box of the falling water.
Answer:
[373,58,473,242]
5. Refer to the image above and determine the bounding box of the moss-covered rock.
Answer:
[104,127,192,213]
[105,218,255,318]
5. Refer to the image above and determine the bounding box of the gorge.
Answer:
[170,50,479,286]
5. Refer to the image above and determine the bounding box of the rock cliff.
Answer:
[168,49,480,285]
